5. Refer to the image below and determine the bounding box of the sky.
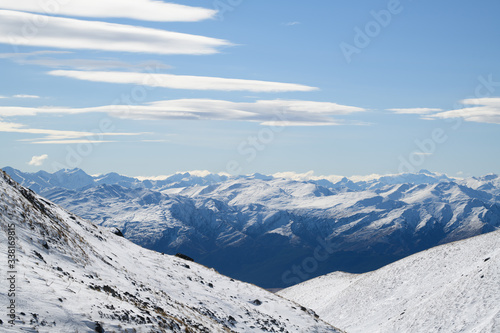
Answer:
[0,0,499,178]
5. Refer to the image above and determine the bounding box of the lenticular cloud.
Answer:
[0,10,229,55]
[0,0,216,22]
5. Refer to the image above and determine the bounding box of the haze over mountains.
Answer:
[0,170,340,332]
[4,167,500,288]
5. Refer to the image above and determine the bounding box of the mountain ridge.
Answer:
[4,166,477,193]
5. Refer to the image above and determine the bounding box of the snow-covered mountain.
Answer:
[1,167,229,192]
[4,167,500,288]
[0,167,470,193]
[278,229,500,333]
[0,170,341,332]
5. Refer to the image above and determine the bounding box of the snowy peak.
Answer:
[418,168,433,174]
[54,169,95,189]
[94,172,141,187]
[0,170,341,332]
[3,167,95,191]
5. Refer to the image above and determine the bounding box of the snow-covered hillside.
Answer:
[4,167,500,288]
[278,230,500,333]
[0,170,341,332]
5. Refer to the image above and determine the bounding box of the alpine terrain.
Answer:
[0,170,341,332]
[278,229,500,333]
[4,167,500,288]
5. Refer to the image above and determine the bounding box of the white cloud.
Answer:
[387,108,443,114]
[0,0,216,22]
[182,170,213,177]
[0,10,229,55]
[0,120,139,143]
[428,98,500,124]
[412,152,432,156]
[28,154,48,166]
[24,57,170,71]
[0,51,72,58]
[0,51,172,70]
[0,94,41,99]
[0,99,366,126]
[13,94,40,99]
[261,120,337,126]
[273,171,349,183]
[141,139,170,143]
[284,22,301,26]
[35,59,136,70]
[49,70,318,93]
[31,140,115,144]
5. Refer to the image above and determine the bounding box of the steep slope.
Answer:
[0,170,341,332]
[278,230,500,333]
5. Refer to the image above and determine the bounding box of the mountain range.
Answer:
[0,169,341,332]
[4,166,500,288]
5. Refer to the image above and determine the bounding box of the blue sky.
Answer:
[0,0,499,177]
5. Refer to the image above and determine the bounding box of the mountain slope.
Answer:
[278,230,500,333]
[0,170,341,332]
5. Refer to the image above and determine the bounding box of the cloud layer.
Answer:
[0,94,41,99]
[49,70,318,92]
[0,99,366,126]
[0,10,229,55]
[428,98,500,124]
[388,108,443,115]
[13,94,40,99]
[0,51,172,71]
[0,119,138,144]
[0,0,216,22]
